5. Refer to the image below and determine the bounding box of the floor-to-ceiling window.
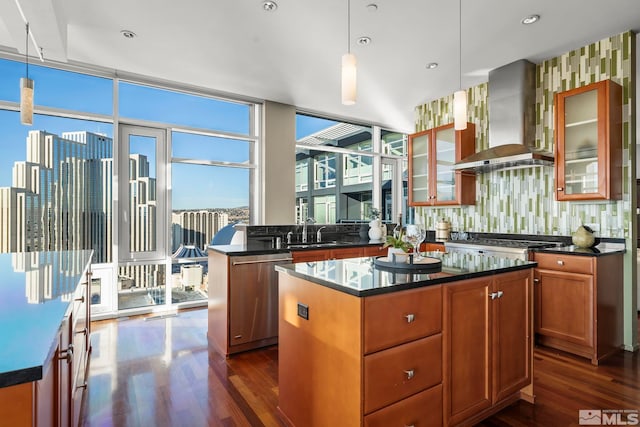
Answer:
[295,113,407,225]
[0,56,259,317]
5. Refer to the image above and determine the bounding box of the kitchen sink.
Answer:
[286,241,339,249]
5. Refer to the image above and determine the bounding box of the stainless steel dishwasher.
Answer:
[228,252,292,348]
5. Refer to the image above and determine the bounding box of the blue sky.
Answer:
[0,58,339,210]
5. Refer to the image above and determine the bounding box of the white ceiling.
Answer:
[1,0,639,133]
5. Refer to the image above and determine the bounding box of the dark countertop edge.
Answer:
[0,366,43,388]
[208,241,395,256]
[275,263,536,298]
[208,245,293,256]
[0,251,93,389]
[531,246,626,257]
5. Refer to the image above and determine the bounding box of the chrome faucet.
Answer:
[316,226,326,243]
[302,217,315,243]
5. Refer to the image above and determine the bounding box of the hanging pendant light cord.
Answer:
[347,0,351,54]
[25,23,29,79]
[458,0,461,90]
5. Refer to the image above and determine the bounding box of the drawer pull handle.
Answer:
[404,314,415,323]
[557,187,564,191]
[533,278,539,283]
[234,335,243,339]
[404,369,415,380]
[405,425,416,427]
[489,292,498,300]
[556,260,564,265]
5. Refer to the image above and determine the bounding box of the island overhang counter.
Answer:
[275,252,536,427]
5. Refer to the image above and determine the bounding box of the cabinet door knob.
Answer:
[557,187,564,191]
[404,313,415,323]
[496,290,504,298]
[556,260,564,265]
[533,278,540,283]
[75,295,85,303]
[58,345,74,364]
[489,292,498,300]
[404,369,415,380]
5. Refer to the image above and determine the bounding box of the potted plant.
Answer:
[382,228,411,263]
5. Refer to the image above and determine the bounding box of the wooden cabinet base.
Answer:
[536,335,622,365]
[364,385,443,427]
[533,252,623,366]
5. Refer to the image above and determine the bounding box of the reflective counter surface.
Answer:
[275,251,536,297]
[0,250,93,387]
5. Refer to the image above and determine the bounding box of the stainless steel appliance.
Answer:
[445,238,559,260]
[228,252,292,348]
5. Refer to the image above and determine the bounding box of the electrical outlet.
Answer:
[297,302,309,320]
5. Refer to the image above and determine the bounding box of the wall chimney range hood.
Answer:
[453,59,554,173]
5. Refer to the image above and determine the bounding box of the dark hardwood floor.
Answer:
[81,308,640,427]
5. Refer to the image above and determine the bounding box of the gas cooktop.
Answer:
[446,238,558,249]
[444,238,561,260]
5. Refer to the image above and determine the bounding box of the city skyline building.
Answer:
[171,210,229,252]
[0,129,235,264]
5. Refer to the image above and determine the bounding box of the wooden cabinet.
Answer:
[291,245,382,263]
[408,123,476,206]
[423,242,446,252]
[533,252,623,364]
[554,79,622,201]
[443,269,532,426]
[278,275,443,427]
[362,245,385,257]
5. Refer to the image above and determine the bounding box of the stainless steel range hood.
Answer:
[453,59,554,173]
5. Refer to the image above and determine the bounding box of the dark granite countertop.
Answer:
[275,251,536,297]
[208,244,293,256]
[0,250,93,388]
[208,240,446,257]
[532,242,625,257]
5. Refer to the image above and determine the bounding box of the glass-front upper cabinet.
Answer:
[554,79,622,201]
[408,123,476,206]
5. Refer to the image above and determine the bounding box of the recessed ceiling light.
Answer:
[357,36,371,46]
[426,62,438,69]
[120,30,136,39]
[521,14,540,25]
[262,1,278,12]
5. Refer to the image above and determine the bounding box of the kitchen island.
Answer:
[0,250,93,427]
[276,252,536,427]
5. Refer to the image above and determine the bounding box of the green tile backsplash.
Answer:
[414,31,634,238]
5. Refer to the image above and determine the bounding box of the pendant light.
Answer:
[20,23,33,126]
[341,0,356,105]
[453,0,467,130]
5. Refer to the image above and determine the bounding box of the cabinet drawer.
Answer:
[362,245,384,257]
[364,285,441,353]
[364,334,442,414]
[332,247,363,259]
[534,252,593,274]
[364,383,442,427]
